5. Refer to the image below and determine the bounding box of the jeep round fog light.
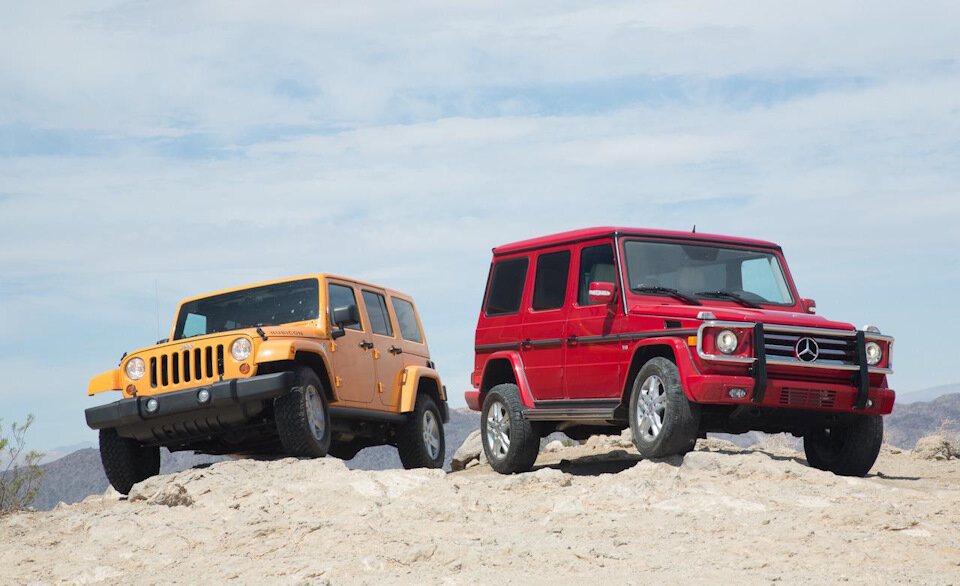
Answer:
[145,398,159,413]
[716,330,739,354]
[125,357,146,381]
[197,389,211,404]
[865,342,883,366]
[728,388,748,400]
[231,338,252,361]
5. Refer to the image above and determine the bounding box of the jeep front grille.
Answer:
[150,344,225,389]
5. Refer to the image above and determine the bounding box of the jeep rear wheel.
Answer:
[274,367,331,458]
[804,415,883,477]
[99,428,160,495]
[397,394,446,469]
[481,384,540,474]
[629,357,700,459]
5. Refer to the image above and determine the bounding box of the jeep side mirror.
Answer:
[801,298,817,314]
[588,281,617,305]
[331,304,360,339]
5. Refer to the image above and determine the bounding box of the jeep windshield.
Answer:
[622,240,795,306]
[173,278,320,340]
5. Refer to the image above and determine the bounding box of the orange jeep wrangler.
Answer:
[86,275,448,494]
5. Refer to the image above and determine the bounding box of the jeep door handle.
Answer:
[388,346,403,355]
[359,341,375,350]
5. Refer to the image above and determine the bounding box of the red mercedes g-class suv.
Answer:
[466,227,894,477]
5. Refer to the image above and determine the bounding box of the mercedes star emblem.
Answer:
[795,337,820,362]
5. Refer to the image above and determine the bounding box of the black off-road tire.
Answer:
[804,415,884,477]
[274,367,331,458]
[99,428,160,495]
[629,357,701,459]
[396,394,446,469]
[481,384,540,474]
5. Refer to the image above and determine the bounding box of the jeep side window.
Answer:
[391,298,423,344]
[484,257,529,316]
[531,250,571,311]
[578,244,616,305]
[362,290,394,337]
[328,284,362,331]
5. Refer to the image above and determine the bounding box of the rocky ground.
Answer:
[3,434,959,585]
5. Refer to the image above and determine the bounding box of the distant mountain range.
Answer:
[895,383,959,404]
[23,393,959,511]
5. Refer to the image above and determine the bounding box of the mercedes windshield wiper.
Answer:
[695,290,762,309]
[633,286,702,306]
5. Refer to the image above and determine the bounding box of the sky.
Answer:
[1,1,958,452]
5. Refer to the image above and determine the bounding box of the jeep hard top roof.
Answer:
[176,273,415,306]
[492,226,781,256]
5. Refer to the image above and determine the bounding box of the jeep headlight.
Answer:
[716,330,739,355]
[865,342,882,366]
[231,338,252,362]
[125,357,146,381]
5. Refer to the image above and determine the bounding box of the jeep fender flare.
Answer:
[477,351,536,408]
[254,339,338,401]
[623,337,701,402]
[88,368,121,396]
[398,366,446,414]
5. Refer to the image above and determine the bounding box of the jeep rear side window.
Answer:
[362,290,394,337]
[578,244,616,305]
[328,284,362,331]
[485,257,529,316]
[532,250,570,311]
[391,298,423,343]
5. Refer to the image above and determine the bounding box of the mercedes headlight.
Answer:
[125,357,146,381]
[716,330,739,355]
[231,338,253,362]
[865,342,883,366]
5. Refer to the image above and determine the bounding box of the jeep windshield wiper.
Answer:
[633,286,702,306]
[696,290,762,308]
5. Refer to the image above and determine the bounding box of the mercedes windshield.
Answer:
[622,240,795,307]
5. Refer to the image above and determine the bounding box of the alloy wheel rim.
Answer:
[485,400,511,460]
[636,375,667,441]
[422,410,441,460]
[304,385,326,441]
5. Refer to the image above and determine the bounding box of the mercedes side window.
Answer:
[578,244,616,305]
[328,284,362,331]
[531,250,571,311]
[484,257,529,316]
[391,298,423,344]
[362,290,394,337]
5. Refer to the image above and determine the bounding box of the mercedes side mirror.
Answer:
[801,298,817,314]
[588,282,617,305]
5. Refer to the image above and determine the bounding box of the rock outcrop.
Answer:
[2,436,959,584]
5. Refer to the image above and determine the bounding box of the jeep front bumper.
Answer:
[85,372,294,443]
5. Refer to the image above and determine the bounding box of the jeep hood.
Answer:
[630,303,856,331]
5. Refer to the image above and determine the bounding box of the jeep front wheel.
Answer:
[99,428,161,495]
[274,367,332,458]
[804,415,883,477]
[396,394,446,469]
[481,384,540,474]
[629,357,700,458]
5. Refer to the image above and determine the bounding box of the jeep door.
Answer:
[326,280,377,405]
[359,288,405,410]
[563,240,625,399]
[519,248,571,400]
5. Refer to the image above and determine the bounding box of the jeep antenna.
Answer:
[155,279,161,341]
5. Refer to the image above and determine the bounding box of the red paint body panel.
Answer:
[468,227,895,428]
